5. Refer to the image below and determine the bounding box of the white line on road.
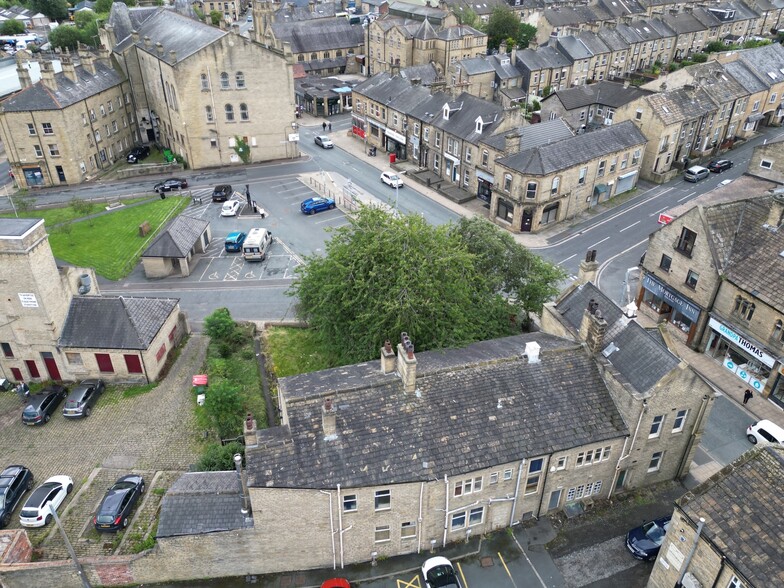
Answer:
[511,532,548,588]
[588,236,610,250]
[620,221,640,232]
[559,254,577,265]
[677,192,696,202]
[595,238,648,290]
[650,206,669,217]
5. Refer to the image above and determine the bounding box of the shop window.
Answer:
[675,227,697,256]
[541,203,559,225]
[659,254,672,272]
[733,296,755,321]
[685,270,699,289]
[497,198,514,223]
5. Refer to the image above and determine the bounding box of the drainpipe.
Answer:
[319,490,336,570]
[675,394,711,479]
[677,517,705,587]
[417,481,424,554]
[509,458,526,525]
[709,557,727,588]
[610,399,647,498]
[337,483,344,569]
[442,475,449,547]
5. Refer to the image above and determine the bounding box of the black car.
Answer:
[62,379,105,419]
[211,184,233,202]
[625,516,671,560]
[707,159,733,173]
[153,178,188,193]
[0,465,34,527]
[94,474,145,532]
[22,385,69,426]
[126,145,151,164]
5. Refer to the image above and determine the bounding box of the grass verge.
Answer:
[264,326,337,377]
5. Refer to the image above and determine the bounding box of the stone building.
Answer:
[490,120,647,233]
[102,2,296,169]
[637,171,784,407]
[0,218,186,384]
[0,50,135,188]
[646,445,784,588]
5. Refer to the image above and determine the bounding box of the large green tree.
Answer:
[48,25,82,50]
[0,20,25,35]
[486,7,520,52]
[291,206,563,363]
[30,0,69,21]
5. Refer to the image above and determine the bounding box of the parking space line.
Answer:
[457,561,469,588]
[497,552,518,588]
[512,533,548,588]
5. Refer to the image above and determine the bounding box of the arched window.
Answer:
[297,54,305,62]
[503,174,512,192]
[240,103,249,121]
[551,177,560,195]
[225,104,234,122]
[205,105,213,122]
[200,73,209,90]
[311,53,317,60]
[171,87,178,111]
[220,72,229,89]
[323,51,330,59]
[235,71,245,89]
[336,50,342,57]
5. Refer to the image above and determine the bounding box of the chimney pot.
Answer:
[396,334,418,393]
[144,36,152,48]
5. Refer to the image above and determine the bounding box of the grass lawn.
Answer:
[47,196,189,280]
[1,196,153,226]
[263,326,337,377]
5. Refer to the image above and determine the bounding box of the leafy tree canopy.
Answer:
[49,25,82,50]
[290,206,564,364]
[518,23,537,49]
[30,0,69,21]
[203,382,244,439]
[210,10,222,26]
[204,307,238,342]
[455,7,480,28]
[0,19,25,35]
[486,7,521,52]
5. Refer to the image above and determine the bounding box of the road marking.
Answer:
[620,221,640,232]
[497,552,518,587]
[457,561,469,588]
[559,254,577,265]
[511,533,548,588]
[587,236,610,249]
[396,574,421,587]
[677,191,696,202]
[650,206,668,217]
[595,237,648,290]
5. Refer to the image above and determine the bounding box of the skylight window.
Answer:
[768,72,777,80]
[662,105,670,113]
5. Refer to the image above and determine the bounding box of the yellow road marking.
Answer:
[396,574,421,587]
[498,551,518,587]
[457,561,468,588]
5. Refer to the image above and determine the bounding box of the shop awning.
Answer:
[476,169,494,183]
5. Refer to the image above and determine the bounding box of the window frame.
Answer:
[648,451,663,472]
[342,494,357,513]
[672,409,688,433]
[374,524,391,543]
[649,415,664,438]
[374,489,391,511]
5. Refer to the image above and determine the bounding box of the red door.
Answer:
[24,360,40,378]
[124,354,143,374]
[41,352,62,381]
[10,367,23,381]
[95,353,114,373]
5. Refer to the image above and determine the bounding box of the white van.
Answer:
[746,419,784,445]
[241,227,273,261]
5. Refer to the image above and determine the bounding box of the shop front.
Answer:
[384,128,407,161]
[704,317,778,395]
[637,273,702,343]
[476,169,493,203]
[22,166,46,187]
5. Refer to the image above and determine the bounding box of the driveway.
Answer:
[0,335,207,559]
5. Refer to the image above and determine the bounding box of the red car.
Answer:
[321,580,350,588]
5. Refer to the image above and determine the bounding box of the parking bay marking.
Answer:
[396,574,421,587]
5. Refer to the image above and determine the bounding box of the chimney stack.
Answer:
[243,412,257,447]
[524,341,541,363]
[78,49,96,75]
[504,131,521,155]
[767,192,784,228]
[132,30,140,44]
[396,332,417,393]
[381,339,396,374]
[577,249,599,284]
[39,60,57,91]
[15,52,32,89]
[579,299,608,354]
[144,35,152,49]
[169,49,177,63]
[322,397,337,439]
[61,52,78,83]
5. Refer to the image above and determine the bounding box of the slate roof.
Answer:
[437,24,484,41]
[274,2,339,21]
[703,195,784,310]
[543,6,605,27]
[246,333,629,489]
[400,62,442,85]
[515,45,572,73]
[645,86,717,125]
[271,17,364,53]
[112,5,226,65]
[556,36,592,63]
[661,10,715,34]
[353,72,433,115]
[142,215,209,259]
[0,61,125,112]
[106,3,165,49]
[458,55,496,76]
[549,80,654,110]
[555,282,681,395]
[388,1,448,22]
[677,446,784,587]
[723,60,769,95]
[410,91,504,141]
[157,471,252,538]
[58,296,179,350]
[481,118,574,152]
[596,27,631,52]
[676,61,748,105]
[577,30,611,56]
[736,42,784,89]
[497,120,646,176]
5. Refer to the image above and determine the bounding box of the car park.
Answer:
[153,178,188,192]
[62,379,105,419]
[746,419,784,445]
[19,475,73,527]
[625,516,671,560]
[94,474,145,532]
[224,231,247,252]
[422,556,462,588]
[683,166,710,182]
[126,145,150,164]
[300,196,336,215]
[707,159,733,173]
[242,227,273,261]
[314,135,334,149]
[212,184,233,202]
[380,170,404,188]
[0,465,34,528]
[221,200,242,217]
[22,385,69,426]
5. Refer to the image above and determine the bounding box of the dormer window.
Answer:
[475,119,484,133]
[443,105,450,120]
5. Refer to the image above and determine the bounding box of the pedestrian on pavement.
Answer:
[328,122,332,131]
[743,389,753,404]
[322,121,327,131]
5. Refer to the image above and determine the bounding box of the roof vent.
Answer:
[524,341,540,363]
[78,274,91,295]
[601,342,619,358]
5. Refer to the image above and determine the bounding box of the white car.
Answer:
[19,475,73,527]
[220,199,242,217]
[746,419,784,445]
[380,170,404,188]
[422,556,461,588]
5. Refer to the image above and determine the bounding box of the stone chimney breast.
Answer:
[322,397,337,439]
[577,249,599,284]
[579,298,608,353]
[144,36,152,48]
[396,332,417,394]
[381,339,396,374]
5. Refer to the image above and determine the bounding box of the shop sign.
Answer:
[642,274,701,321]
[709,318,775,367]
[723,357,764,391]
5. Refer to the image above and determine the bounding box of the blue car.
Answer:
[625,516,671,560]
[224,231,246,252]
[300,196,336,215]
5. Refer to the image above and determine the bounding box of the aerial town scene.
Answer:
[0,0,781,586]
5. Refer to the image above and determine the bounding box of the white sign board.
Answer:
[665,542,685,570]
[18,293,38,308]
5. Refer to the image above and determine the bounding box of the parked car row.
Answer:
[0,464,145,532]
[683,159,733,182]
[22,380,105,426]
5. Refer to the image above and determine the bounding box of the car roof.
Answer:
[66,387,90,401]
[100,486,133,513]
[754,419,784,435]
[0,466,24,478]
[227,231,244,238]
[687,166,708,172]
[27,483,59,506]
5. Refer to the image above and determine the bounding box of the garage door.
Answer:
[616,171,637,195]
